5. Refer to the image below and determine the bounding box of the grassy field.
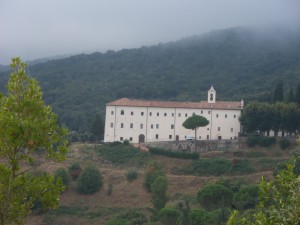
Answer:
[26,141,296,225]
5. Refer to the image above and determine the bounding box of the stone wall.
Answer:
[143,139,240,153]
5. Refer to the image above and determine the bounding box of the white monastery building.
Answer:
[104,86,244,143]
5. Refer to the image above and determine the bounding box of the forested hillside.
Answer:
[1,26,300,134]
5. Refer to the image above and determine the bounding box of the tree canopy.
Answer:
[0,58,68,225]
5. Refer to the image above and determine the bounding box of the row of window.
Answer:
[112,110,237,118]
[110,122,234,132]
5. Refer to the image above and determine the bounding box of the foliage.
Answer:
[104,209,148,225]
[198,184,233,211]
[246,136,276,147]
[77,166,103,194]
[149,147,199,159]
[273,80,284,103]
[188,209,209,225]
[54,168,71,189]
[231,159,255,175]
[151,175,168,213]
[0,58,68,225]
[143,163,164,192]
[157,208,182,225]
[68,162,82,180]
[97,143,150,167]
[232,185,259,211]
[125,169,139,182]
[227,159,300,225]
[279,137,290,150]
[90,113,104,142]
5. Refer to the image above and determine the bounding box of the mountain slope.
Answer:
[1,26,300,133]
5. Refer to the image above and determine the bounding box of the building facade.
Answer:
[104,86,243,143]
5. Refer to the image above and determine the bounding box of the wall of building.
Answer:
[104,105,241,143]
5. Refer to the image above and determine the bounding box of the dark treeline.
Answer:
[1,26,300,136]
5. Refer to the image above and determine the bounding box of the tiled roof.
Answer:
[107,98,242,110]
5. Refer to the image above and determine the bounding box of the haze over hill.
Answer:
[1,26,300,134]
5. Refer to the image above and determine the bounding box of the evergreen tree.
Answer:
[273,80,284,103]
[286,87,295,103]
[295,82,300,107]
[90,114,104,142]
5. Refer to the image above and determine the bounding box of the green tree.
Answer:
[232,185,259,211]
[90,113,104,143]
[77,166,103,194]
[273,80,284,103]
[54,168,71,190]
[0,58,68,225]
[295,82,300,107]
[198,184,233,211]
[182,115,209,151]
[286,87,295,103]
[227,159,300,225]
[151,175,168,213]
[158,208,182,225]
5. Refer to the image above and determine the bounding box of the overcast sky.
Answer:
[1,0,299,64]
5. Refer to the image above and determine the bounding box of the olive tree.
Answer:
[0,58,68,225]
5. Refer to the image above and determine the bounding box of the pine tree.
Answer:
[273,80,284,103]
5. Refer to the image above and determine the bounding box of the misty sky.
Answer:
[1,0,300,64]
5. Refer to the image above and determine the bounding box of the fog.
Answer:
[1,0,300,64]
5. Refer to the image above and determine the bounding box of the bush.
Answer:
[158,208,182,225]
[233,185,259,210]
[279,138,290,150]
[125,169,138,182]
[77,166,103,194]
[246,136,276,147]
[189,209,209,225]
[68,162,82,180]
[198,184,233,211]
[54,168,71,189]
[143,163,164,192]
[149,147,199,159]
[231,159,255,175]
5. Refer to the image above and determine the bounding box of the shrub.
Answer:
[197,184,233,211]
[68,162,82,180]
[189,209,209,225]
[149,147,199,159]
[54,168,71,189]
[279,138,290,150]
[143,163,164,192]
[231,159,255,175]
[158,208,182,225]
[246,136,276,147]
[233,185,259,210]
[125,169,138,182]
[77,166,103,194]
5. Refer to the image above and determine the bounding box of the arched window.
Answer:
[210,93,213,101]
[121,110,124,115]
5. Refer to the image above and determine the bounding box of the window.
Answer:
[141,112,144,116]
[156,134,159,139]
[208,111,211,114]
[234,115,236,118]
[216,114,219,118]
[225,114,227,118]
[207,135,209,140]
[111,111,114,115]
[172,113,174,117]
[121,110,124,115]
[131,111,134,115]
[150,112,152,116]
[178,113,181,117]
[171,124,174,129]
[151,124,153,129]
[157,112,159,116]
[210,93,213,101]
[110,123,113,128]
[129,137,132,141]
[169,135,172,139]
[156,124,159,129]
[164,113,167,116]
[193,112,195,115]
[218,127,221,131]
[201,110,203,114]
[130,123,133,128]
[231,128,233,132]
[140,123,143,129]
[121,123,124,128]
[185,113,188,117]
[120,137,123,141]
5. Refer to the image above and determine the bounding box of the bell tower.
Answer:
[208,85,216,103]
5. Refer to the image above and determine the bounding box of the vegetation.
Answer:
[0,58,68,225]
[68,162,82,180]
[151,175,168,213]
[227,159,300,225]
[149,147,199,159]
[125,169,139,182]
[77,166,103,194]
[143,163,164,192]
[54,168,71,190]
[1,28,299,135]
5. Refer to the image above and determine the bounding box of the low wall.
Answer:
[143,139,240,153]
